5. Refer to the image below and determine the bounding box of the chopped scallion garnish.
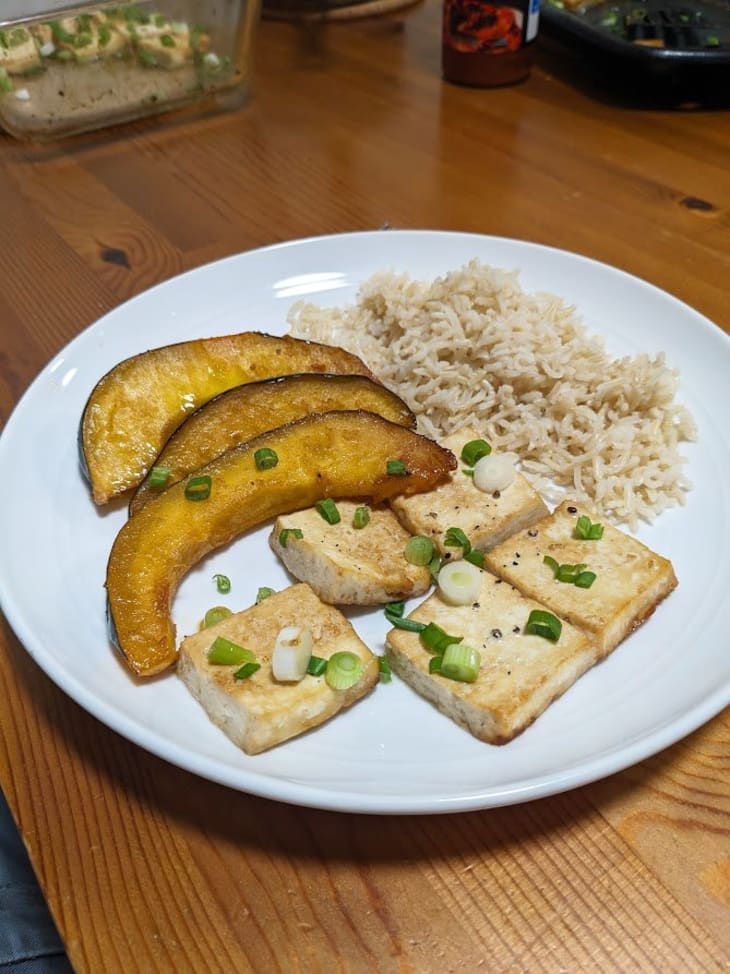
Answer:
[574,570,597,588]
[464,549,485,568]
[148,465,171,488]
[185,474,212,501]
[254,447,279,470]
[420,622,463,654]
[384,612,426,633]
[207,636,255,666]
[404,535,435,566]
[385,600,405,618]
[461,438,492,466]
[525,609,562,642]
[279,527,303,547]
[307,655,328,676]
[213,573,231,594]
[386,459,408,476]
[444,526,470,552]
[428,656,443,674]
[428,554,443,583]
[233,661,261,680]
[201,606,232,629]
[256,586,275,603]
[325,651,363,690]
[575,515,604,540]
[440,643,481,683]
[378,657,392,682]
[352,505,370,529]
[316,498,341,525]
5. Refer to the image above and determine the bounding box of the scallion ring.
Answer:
[525,609,562,642]
[460,438,492,466]
[201,606,232,629]
[256,586,275,603]
[440,643,481,683]
[386,459,407,476]
[207,636,255,666]
[443,526,471,553]
[325,651,363,690]
[378,657,392,683]
[233,661,261,680]
[575,514,604,540]
[385,600,405,618]
[420,622,463,654]
[438,560,482,605]
[185,474,212,501]
[352,505,370,529]
[307,655,328,676]
[254,447,278,470]
[404,535,435,566]
[279,527,303,547]
[316,498,341,525]
[148,465,171,488]
[574,570,597,588]
[213,573,231,594]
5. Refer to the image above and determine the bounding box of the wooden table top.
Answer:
[1,4,729,971]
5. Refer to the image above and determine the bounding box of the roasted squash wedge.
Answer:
[107,411,456,677]
[129,373,415,515]
[81,332,373,505]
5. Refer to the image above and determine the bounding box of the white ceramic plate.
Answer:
[1,230,728,815]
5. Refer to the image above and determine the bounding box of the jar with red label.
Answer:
[442,0,541,86]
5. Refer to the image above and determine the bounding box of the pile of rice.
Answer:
[288,259,696,528]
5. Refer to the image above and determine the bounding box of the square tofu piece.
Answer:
[0,27,41,75]
[270,501,431,605]
[178,583,379,754]
[484,500,678,658]
[386,570,595,743]
[389,427,548,558]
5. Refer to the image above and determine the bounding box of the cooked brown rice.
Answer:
[287,259,696,527]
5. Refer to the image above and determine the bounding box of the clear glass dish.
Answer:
[0,1,260,140]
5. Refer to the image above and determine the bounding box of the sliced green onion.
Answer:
[272,626,313,682]
[386,459,407,476]
[256,586,275,603]
[428,656,443,674]
[352,505,370,529]
[316,498,341,525]
[185,474,212,501]
[440,643,481,683]
[438,560,482,605]
[201,606,232,629]
[233,661,261,680]
[543,555,560,575]
[461,438,492,466]
[462,468,475,478]
[325,651,363,690]
[420,622,463,654]
[525,609,562,642]
[385,600,405,618]
[385,612,426,633]
[556,563,587,583]
[254,447,278,470]
[444,526,471,553]
[213,573,231,594]
[279,527,303,547]
[574,570,597,589]
[148,465,171,488]
[428,554,443,583]
[575,515,604,540]
[464,549,485,568]
[405,535,435,566]
[307,654,328,676]
[378,657,392,683]
[207,636,255,665]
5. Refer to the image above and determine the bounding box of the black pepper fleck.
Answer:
[527,529,538,537]
[512,625,520,633]
[493,490,501,499]
[491,628,502,639]
[567,505,577,514]
[511,560,519,566]
[515,552,521,558]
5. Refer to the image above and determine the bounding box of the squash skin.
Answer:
[106,411,456,677]
[81,332,374,505]
[129,373,415,515]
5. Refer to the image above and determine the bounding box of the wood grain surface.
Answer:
[1,3,729,971]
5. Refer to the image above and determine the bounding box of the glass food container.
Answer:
[0,1,260,140]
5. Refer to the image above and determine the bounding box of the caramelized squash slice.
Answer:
[129,373,415,515]
[107,411,456,677]
[81,332,373,505]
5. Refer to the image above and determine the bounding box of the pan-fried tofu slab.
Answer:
[178,584,379,754]
[270,501,431,605]
[484,500,677,658]
[386,570,595,743]
[389,427,548,557]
